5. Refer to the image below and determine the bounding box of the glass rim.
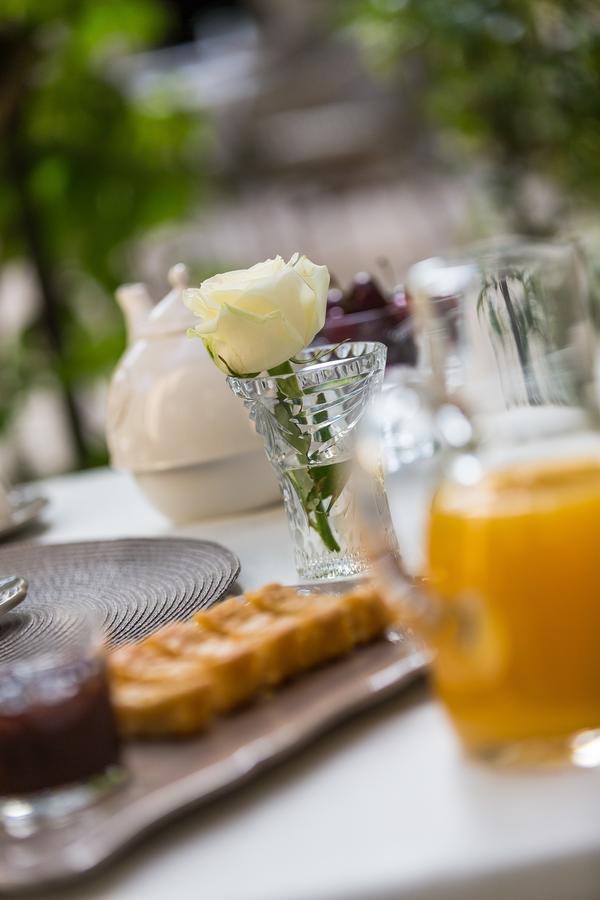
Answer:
[406,237,585,323]
[227,340,387,386]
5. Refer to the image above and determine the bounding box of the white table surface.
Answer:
[14,467,600,900]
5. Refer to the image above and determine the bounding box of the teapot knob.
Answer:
[168,263,189,290]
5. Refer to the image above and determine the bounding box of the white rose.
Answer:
[184,253,330,375]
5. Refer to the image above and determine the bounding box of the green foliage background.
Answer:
[0,0,206,468]
[344,0,600,229]
[1,0,599,474]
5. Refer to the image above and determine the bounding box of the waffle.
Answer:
[110,621,270,737]
[109,582,393,739]
[146,622,262,711]
[194,597,303,684]
[112,672,214,738]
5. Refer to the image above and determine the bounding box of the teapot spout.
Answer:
[115,283,154,344]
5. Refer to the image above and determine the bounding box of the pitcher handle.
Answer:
[355,370,472,637]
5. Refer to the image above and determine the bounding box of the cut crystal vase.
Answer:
[228,342,393,580]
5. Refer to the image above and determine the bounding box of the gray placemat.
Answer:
[0,538,240,661]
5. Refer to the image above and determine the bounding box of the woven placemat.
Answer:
[0,538,240,662]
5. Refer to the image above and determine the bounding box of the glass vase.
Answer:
[228,342,393,580]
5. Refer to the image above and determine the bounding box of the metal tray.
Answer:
[0,581,428,895]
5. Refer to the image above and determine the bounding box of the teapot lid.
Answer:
[144,264,197,337]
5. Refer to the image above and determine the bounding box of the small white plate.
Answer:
[0,492,48,541]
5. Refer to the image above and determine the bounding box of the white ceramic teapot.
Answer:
[106,264,280,522]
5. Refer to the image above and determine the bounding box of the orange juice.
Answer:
[427,458,600,754]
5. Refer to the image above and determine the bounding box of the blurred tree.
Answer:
[344,0,600,233]
[0,0,206,469]
[166,0,247,43]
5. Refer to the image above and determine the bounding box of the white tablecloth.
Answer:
[20,468,600,900]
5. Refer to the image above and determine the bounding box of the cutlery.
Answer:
[0,576,28,621]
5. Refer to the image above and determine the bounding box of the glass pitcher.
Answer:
[356,239,600,766]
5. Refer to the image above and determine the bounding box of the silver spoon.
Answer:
[0,576,28,620]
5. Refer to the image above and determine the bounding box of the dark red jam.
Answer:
[0,660,121,795]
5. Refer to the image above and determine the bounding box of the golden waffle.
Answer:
[112,678,213,738]
[110,641,208,685]
[194,597,303,684]
[145,621,262,711]
[339,583,393,643]
[246,584,356,668]
[110,582,393,739]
